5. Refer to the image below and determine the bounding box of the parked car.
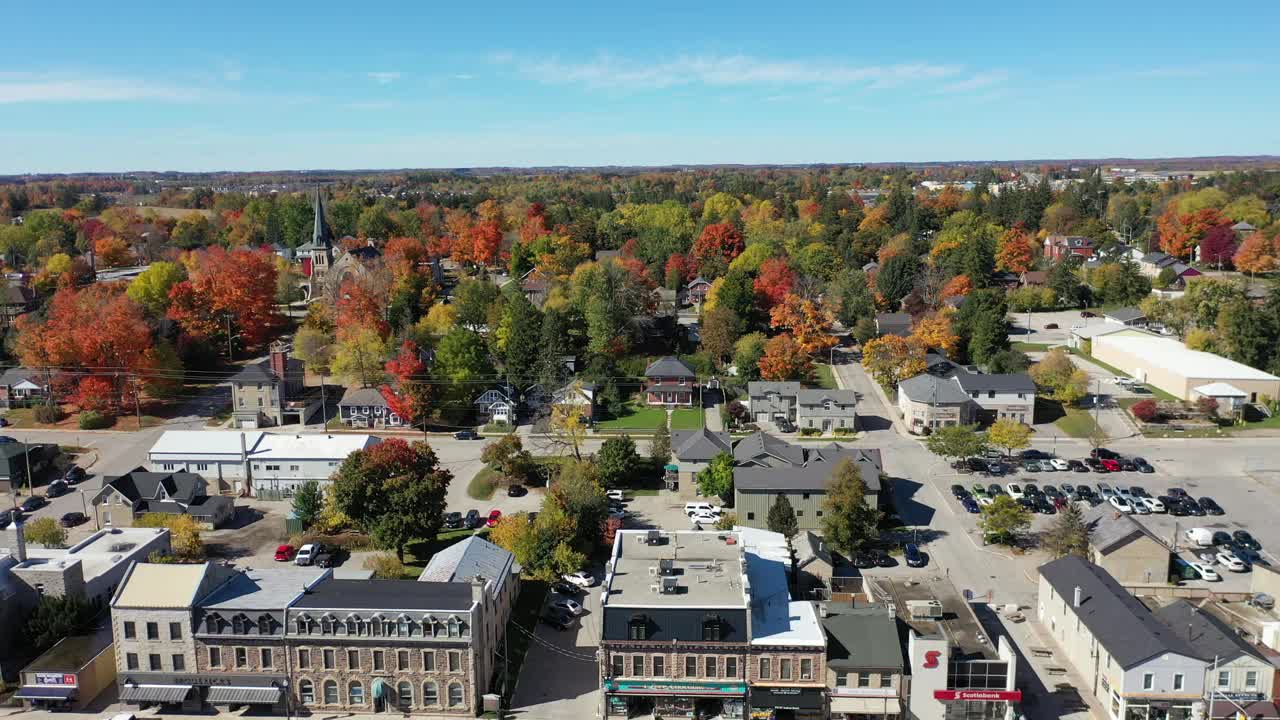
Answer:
[1043,485,1063,499]
[1167,487,1189,499]
[46,480,69,498]
[1198,497,1224,516]
[1023,483,1040,496]
[960,497,980,513]
[986,462,1008,476]
[1166,498,1189,516]
[970,483,988,498]
[690,512,718,527]
[775,417,796,433]
[443,512,463,529]
[966,458,989,473]
[1005,484,1024,500]
[465,509,481,529]
[872,548,896,567]
[950,484,968,499]
[1139,497,1165,513]
[1086,458,1106,472]
[453,430,479,440]
[563,570,595,588]
[1134,457,1155,473]
[274,545,297,562]
[507,484,527,497]
[19,496,46,512]
[1097,483,1114,498]
[295,543,322,566]
[1189,562,1221,582]
[1182,500,1206,517]
[1044,322,1059,329]
[316,549,348,568]
[551,580,584,596]
[684,502,722,517]
[1060,483,1076,496]
[1080,311,1096,318]
[1091,448,1120,460]
[1234,531,1262,551]
[540,611,574,631]
[63,466,87,484]
[606,490,627,502]
[1185,528,1215,547]
[59,511,87,528]
[1021,460,1042,473]
[547,596,584,616]
[904,544,927,568]
[1108,495,1134,513]
[1217,553,1249,572]
[1049,459,1070,471]
[1068,459,1088,473]
[1212,531,1234,546]
[486,510,503,528]
[1019,449,1051,460]
[1100,459,1121,472]
[0,436,16,443]
[987,484,1005,496]
[852,552,876,569]
[1119,458,1137,472]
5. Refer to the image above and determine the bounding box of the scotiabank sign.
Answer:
[934,689,1022,702]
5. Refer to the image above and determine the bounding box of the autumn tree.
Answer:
[336,277,391,340]
[380,340,431,427]
[331,439,452,562]
[909,311,960,357]
[1029,348,1089,404]
[690,223,745,278]
[1199,223,1238,269]
[126,261,187,316]
[701,305,741,365]
[940,274,973,301]
[861,335,927,386]
[93,236,132,267]
[167,246,280,349]
[769,294,837,356]
[1234,233,1277,275]
[987,418,1032,457]
[758,334,812,380]
[995,227,1035,274]
[754,258,795,308]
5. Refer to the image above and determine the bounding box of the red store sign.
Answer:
[933,690,1022,702]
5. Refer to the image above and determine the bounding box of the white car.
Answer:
[690,512,719,527]
[295,543,319,566]
[548,596,584,616]
[1108,495,1134,513]
[562,571,595,588]
[1189,562,1221,582]
[1005,484,1024,500]
[1140,497,1166,513]
[977,496,994,507]
[1217,552,1249,572]
[684,502,722,517]
[606,490,627,502]
[1049,459,1070,471]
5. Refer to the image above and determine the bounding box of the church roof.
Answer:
[297,189,333,252]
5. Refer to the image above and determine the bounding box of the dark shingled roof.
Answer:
[1105,307,1147,323]
[1152,599,1267,665]
[227,357,302,385]
[735,438,882,494]
[897,374,971,404]
[671,428,732,462]
[292,578,474,611]
[644,356,696,379]
[338,386,389,407]
[97,467,205,505]
[875,313,911,336]
[1039,556,1199,669]
[823,607,905,671]
[952,371,1037,395]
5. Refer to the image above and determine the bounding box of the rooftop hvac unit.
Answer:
[645,530,663,545]
[658,558,674,574]
[661,576,680,594]
[907,599,944,620]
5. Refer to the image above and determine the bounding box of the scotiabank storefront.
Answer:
[907,635,1022,720]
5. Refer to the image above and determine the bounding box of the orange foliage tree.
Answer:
[93,236,133,268]
[940,275,973,300]
[909,311,960,357]
[768,294,837,355]
[336,278,391,340]
[1157,206,1226,260]
[758,334,812,380]
[861,335,927,387]
[1233,233,1277,275]
[995,227,1035,273]
[167,247,280,348]
[383,236,429,280]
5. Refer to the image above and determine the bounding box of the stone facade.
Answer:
[605,645,750,684]
[289,641,475,714]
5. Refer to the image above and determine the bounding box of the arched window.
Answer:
[348,681,364,705]
[298,680,314,704]
[397,615,410,636]
[321,616,333,634]
[422,681,438,706]
[323,680,338,705]
[204,614,220,634]
[346,615,360,635]
[448,617,460,638]
[447,682,464,707]
[257,615,272,634]
[397,681,412,708]
[232,615,245,634]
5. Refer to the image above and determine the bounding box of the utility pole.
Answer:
[225,313,234,361]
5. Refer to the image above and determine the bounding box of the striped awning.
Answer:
[119,685,192,703]
[206,686,283,705]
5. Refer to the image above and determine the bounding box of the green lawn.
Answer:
[1011,342,1054,352]
[670,408,704,430]
[1055,408,1104,439]
[813,364,837,390]
[468,466,499,500]
[596,403,703,431]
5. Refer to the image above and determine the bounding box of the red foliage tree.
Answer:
[690,223,745,276]
[1198,223,1238,267]
[336,278,391,340]
[383,236,429,280]
[167,247,280,347]
[379,340,431,425]
[664,253,695,285]
[1129,399,1159,422]
[754,258,795,309]
[75,375,116,412]
[468,219,503,268]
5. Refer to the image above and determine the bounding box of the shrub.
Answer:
[363,552,408,579]
[1196,397,1219,418]
[33,404,64,424]
[833,427,855,436]
[77,410,112,430]
[1130,399,1160,422]
[799,427,822,436]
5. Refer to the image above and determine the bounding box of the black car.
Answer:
[1134,457,1155,473]
[63,466,87,484]
[1086,458,1106,472]
[443,512,463,529]
[46,481,69,498]
[1068,459,1088,473]
[316,549,348,568]
[1023,483,1041,496]
[1212,531,1234,546]
[540,611,574,631]
[873,548,896,567]
[0,436,16,444]
[987,484,1005,496]
[776,418,796,433]
[453,430,479,440]
[904,544,927,568]
[950,484,969,499]
[1017,497,1036,511]
[1091,448,1120,460]
[551,580,584,597]
[1166,498,1189,516]
[1167,487,1189,499]
[465,509,481,528]
[0,511,11,529]
[1075,483,1094,496]
[19,496,46,512]
[1181,499,1206,516]
[1198,497,1224,516]
[1035,497,1057,514]
[1043,485,1062,499]
[1119,459,1137,472]
[1234,530,1262,551]
[1129,487,1150,498]
[59,512,87,528]
[1019,449,1051,460]
[507,484,527,497]
[852,552,876,569]
[966,458,988,473]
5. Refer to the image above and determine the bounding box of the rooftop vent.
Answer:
[906,599,943,620]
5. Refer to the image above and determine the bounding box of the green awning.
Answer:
[372,679,391,699]
[664,464,679,472]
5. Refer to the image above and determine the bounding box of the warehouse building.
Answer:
[1091,328,1280,403]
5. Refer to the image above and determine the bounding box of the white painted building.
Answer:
[147,431,380,498]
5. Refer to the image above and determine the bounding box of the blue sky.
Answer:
[2,0,1277,173]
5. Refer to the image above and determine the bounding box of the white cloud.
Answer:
[497,53,963,90]
[0,74,201,104]
[367,71,403,85]
[453,73,475,81]
[940,70,1009,93]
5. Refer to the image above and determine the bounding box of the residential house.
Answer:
[746,381,801,423]
[823,605,906,720]
[669,427,732,494]
[1138,251,1178,277]
[1153,600,1274,705]
[732,432,884,531]
[1020,270,1048,287]
[685,277,712,305]
[796,389,858,433]
[644,356,698,407]
[1038,556,1206,720]
[0,367,50,409]
[0,442,58,496]
[147,430,379,498]
[1084,506,1172,585]
[896,356,1036,432]
[1105,307,1147,326]
[228,344,320,429]
[518,269,553,308]
[873,313,911,338]
[473,385,518,425]
[551,380,597,422]
[92,468,235,529]
[1044,234,1095,261]
[338,387,407,429]
[1232,221,1258,235]
[0,282,33,328]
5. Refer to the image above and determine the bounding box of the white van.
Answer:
[1184,528,1214,548]
[684,502,721,517]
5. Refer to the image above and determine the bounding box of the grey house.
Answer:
[874,313,911,337]
[337,387,406,428]
[732,432,884,531]
[669,427,732,492]
[795,389,858,432]
[92,468,235,530]
[228,345,320,429]
[746,381,801,423]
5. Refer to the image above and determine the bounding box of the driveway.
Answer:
[510,577,603,719]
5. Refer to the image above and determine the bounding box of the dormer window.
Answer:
[232,615,246,634]
[204,614,221,634]
[824,400,832,410]
[702,614,724,642]
[257,615,272,634]
[346,615,360,635]
[628,615,649,641]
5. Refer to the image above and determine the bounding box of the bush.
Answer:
[363,552,409,579]
[833,427,855,436]
[1130,399,1160,422]
[33,404,65,424]
[77,410,112,430]
[799,427,822,436]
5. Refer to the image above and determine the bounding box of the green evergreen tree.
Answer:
[767,494,800,541]
[291,481,324,530]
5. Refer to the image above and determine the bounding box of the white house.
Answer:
[474,385,518,425]
[147,431,380,498]
[1038,556,1207,720]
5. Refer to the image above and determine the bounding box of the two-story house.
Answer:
[896,355,1036,432]
[551,380,597,423]
[795,389,858,433]
[92,468,235,530]
[1153,600,1275,707]
[747,381,801,423]
[1044,234,1095,261]
[1038,556,1207,720]
[228,344,320,429]
[473,384,518,425]
[669,427,733,495]
[644,357,698,407]
[337,387,407,429]
[685,277,712,306]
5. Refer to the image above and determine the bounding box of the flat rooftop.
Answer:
[875,577,998,660]
[1096,330,1280,382]
[200,566,330,611]
[26,626,113,671]
[604,531,748,609]
[19,527,166,582]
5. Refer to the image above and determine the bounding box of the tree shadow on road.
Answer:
[888,477,936,527]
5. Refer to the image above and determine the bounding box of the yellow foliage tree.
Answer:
[861,335,927,387]
[987,418,1033,456]
[909,311,959,357]
[768,294,837,355]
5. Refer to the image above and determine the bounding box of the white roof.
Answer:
[1095,331,1280,382]
[744,544,824,647]
[252,433,379,460]
[1070,324,1128,339]
[733,525,791,567]
[1192,382,1248,398]
[149,430,265,456]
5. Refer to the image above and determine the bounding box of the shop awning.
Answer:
[206,686,282,705]
[15,686,75,700]
[830,696,902,714]
[119,685,192,703]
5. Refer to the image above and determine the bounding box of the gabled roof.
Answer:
[0,366,47,387]
[1192,382,1247,398]
[686,276,711,289]
[734,441,883,494]
[797,389,857,407]
[875,313,911,336]
[1141,251,1172,264]
[96,467,206,506]
[1039,556,1199,669]
[1232,221,1257,232]
[1153,599,1267,665]
[1085,507,1167,555]
[952,370,1037,395]
[733,431,805,467]
[644,356,696,379]
[796,531,834,570]
[338,386,390,407]
[0,283,32,305]
[417,536,517,598]
[747,381,802,397]
[227,357,301,385]
[671,427,732,462]
[897,374,971,404]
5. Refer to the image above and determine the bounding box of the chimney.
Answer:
[1073,586,1082,608]
[269,342,288,380]
[14,513,27,562]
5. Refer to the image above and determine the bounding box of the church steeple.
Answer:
[312,188,334,249]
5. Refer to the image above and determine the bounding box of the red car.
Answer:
[274,544,297,562]
[1100,459,1121,472]
[486,510,503,528]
